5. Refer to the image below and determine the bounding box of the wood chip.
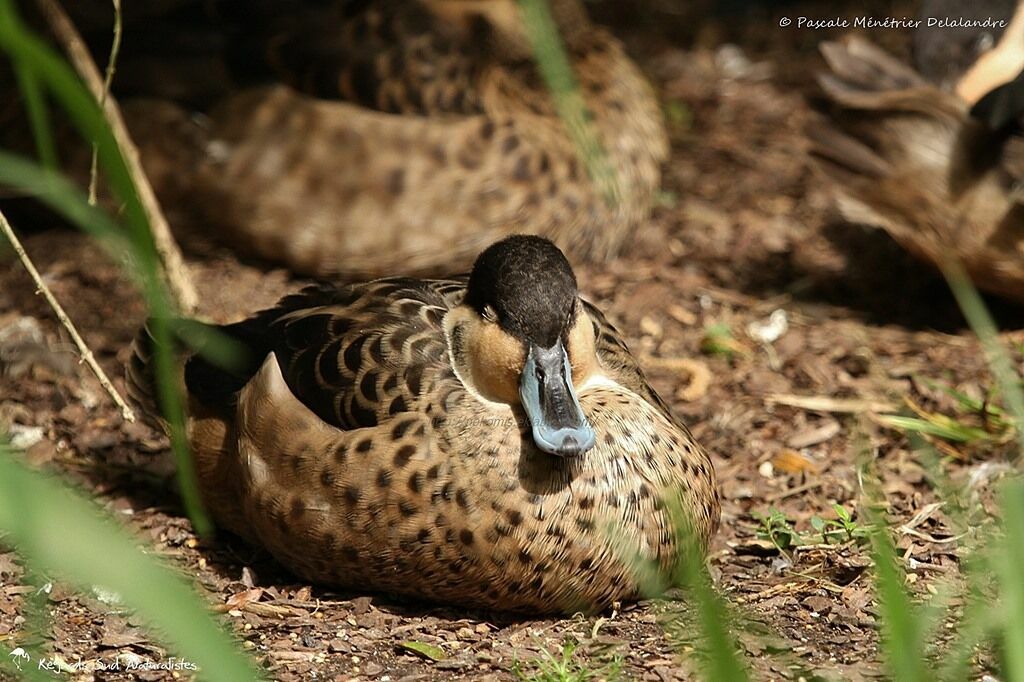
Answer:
[766,393,897,414]
[667,304,696,325]
[214,588,264,613]
[786,420,840,449]
[642,355,713,401]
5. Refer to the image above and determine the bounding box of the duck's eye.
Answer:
[482,305,498,323]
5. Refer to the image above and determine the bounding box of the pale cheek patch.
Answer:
[566,313,599,386]
[470,323,525,403]
[446,305,525,404]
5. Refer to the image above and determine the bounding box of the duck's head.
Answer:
[447,235,599,457]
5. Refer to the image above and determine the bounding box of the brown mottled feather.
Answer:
[811,38,1024,303]
[121,0,667,276]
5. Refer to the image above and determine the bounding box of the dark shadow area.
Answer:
[735,220,1024,332]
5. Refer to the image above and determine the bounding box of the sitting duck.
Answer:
[113,0,668,277]
[810,28,1024,304]
[127,235,719,614]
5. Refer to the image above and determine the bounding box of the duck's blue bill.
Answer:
[519,341,597,457]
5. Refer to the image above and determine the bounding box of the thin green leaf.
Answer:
[923,377,1008,419]
[399,641,447,661]
[939,259,1024,452]
[875,414,992,443]
[937,585,1000,682]
[11,61,57,170]
[517,0,621,206]
[671,507,749,682]
[0,444,260,680]
[0,2,210,533]
[867,516,929,682]
[998,481,1024,681]
[0,150,210,535]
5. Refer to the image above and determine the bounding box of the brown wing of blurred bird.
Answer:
[808,37,1024,304]
[112,0,667,278]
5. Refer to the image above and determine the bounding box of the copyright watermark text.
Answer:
[778,16,1008,30]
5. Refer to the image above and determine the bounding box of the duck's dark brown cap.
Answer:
[465,235,578,349]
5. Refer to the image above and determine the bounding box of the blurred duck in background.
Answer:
[67,0,668,278]
[810,0,1024,303]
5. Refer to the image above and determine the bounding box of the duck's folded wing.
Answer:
[211,350,440,576]
[180,279,457,431]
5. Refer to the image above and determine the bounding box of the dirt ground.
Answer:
[3,4,1024,681]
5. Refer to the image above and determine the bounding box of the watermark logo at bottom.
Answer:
[8,647,197,674]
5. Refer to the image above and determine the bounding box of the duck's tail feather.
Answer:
[126,320,178,432]
[126,316,270,430]
[809,38,974,190]
[818,38,928,97]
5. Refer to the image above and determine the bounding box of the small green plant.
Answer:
[754,505,871,552]
[664,99,692,133]
[700,323,750,359]
[810,504,872,545]
[754,508,802,551]
[513,638,623,682]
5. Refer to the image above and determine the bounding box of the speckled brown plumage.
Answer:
[127,239,718,614]
[121,0,668,277]
[810,38,1024,304]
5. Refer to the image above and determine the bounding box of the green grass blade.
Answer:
[0,2,211,534]
[874,414,992,443]
[939,260,1024,451]
[0,443,260,680]
[0,150,129,247]
[998,480,1024,681]
[671,512,749,682]
[11,61,57,170]
[0,2,56,170]
[0,2,153,263]
[0,150,211,536]
[867,515,929,682]
[517,0,622,206]
[938,585,998,682]
[923,377,1007,419]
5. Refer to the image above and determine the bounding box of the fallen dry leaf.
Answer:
[215,588,264,613]
[772,448,821,475]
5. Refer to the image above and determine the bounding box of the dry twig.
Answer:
[0,208,136,422]
[34,0,198,313]
[87,0,122,205]
[765,393,897,414]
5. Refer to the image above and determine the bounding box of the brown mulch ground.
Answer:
[3,4,1024,681]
